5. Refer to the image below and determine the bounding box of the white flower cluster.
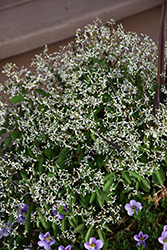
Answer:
[0,18,167,247]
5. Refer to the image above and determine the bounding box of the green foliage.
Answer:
[0,18,167,249]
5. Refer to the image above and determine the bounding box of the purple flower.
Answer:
[16,204,29,225]
[52,204,69,219]
[84,237,103,250]
[0,222,12,238]
[163,225,167,233]
[158,230,167,250]
[38,232,55,250]
[134,231,149,248]
[125,200,142,216]
[58,245,71,250]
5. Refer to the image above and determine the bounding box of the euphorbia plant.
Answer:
[0,1,167,249]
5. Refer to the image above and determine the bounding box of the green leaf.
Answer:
[95,187,101,198]
[103,177,114,191]
[89,192,96,204]
[20,170,28,180]
[25,203,34,231]
[96,154,105,168]
[90,132,97,142]
[37,209,47,228]
[103,172,115,182]
[55,147,69,167]
[72,215,78,226]
[153,168,165,186]
[11,130,22,139]
[122,171,132,184]
[103,238,110,250]
[95,188,107,206]
[85,225,93,242]
[27,148,34,157]
[57,206,70,216]
[128,171,142,181]
[136,180,140,190]
[61,218,67,232]
[0,129,7,134]
[36,217,40,228]
[44,147,57,158]
[36,89,49,96]
[140,178,150,193]
[10,95,24,103]
[68,218,76,228]
[74,223,85,233]
[9,214,15,225]
[16,235,22,244]
[97,228,105,244]
[52,222,58,234]
[4,135,12,149]
[79,199,87,208]
[104,225,112,232]
[38,158,45,173]
[76,144,84,162]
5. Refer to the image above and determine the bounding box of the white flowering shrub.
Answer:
[0,19,167,249]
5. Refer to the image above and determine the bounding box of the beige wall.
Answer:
[0,4,163,84]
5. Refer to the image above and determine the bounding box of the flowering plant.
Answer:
[0,2,167,248]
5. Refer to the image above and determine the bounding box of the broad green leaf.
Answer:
[104,224,112,232]
[140,178,150,193]
[96,194,105,206]
[85,225,93,242]
[20,170,28,180]
[89,192,96,204]
[97,228,105,244]
[12,130,22,139]
[57,206,70,216]
[79,199,87,208]
[95,187,101,197]
[45,221,52,231]
[47,173,54,178]
[122,171,132,184]
[73,215,78,226]
[153,168,165,186]
[9,237,14,245]
[55,147,69,167]
[10,95,24,103]
[128,171,142,181]
[61,218,67,232]
[96,154,105,168]
[9,214,15,225]
[16,235,22,244]
[52,222,58,233]
[37,209,47,228]
[36,89,49,96]
[4,135,12,149]
[90,132,96,142]
[136,180,140,190]
[103,238,110,250]
[38,158,45,173]
[27,148,34,157]
[68,218,76,228]
[44,147,56,158]
[103,172,115,182]
[0,129,7,134]
[74,223,85,233]
[36,217,40,228]
[25,203,34,231]
[103,177,114,191]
